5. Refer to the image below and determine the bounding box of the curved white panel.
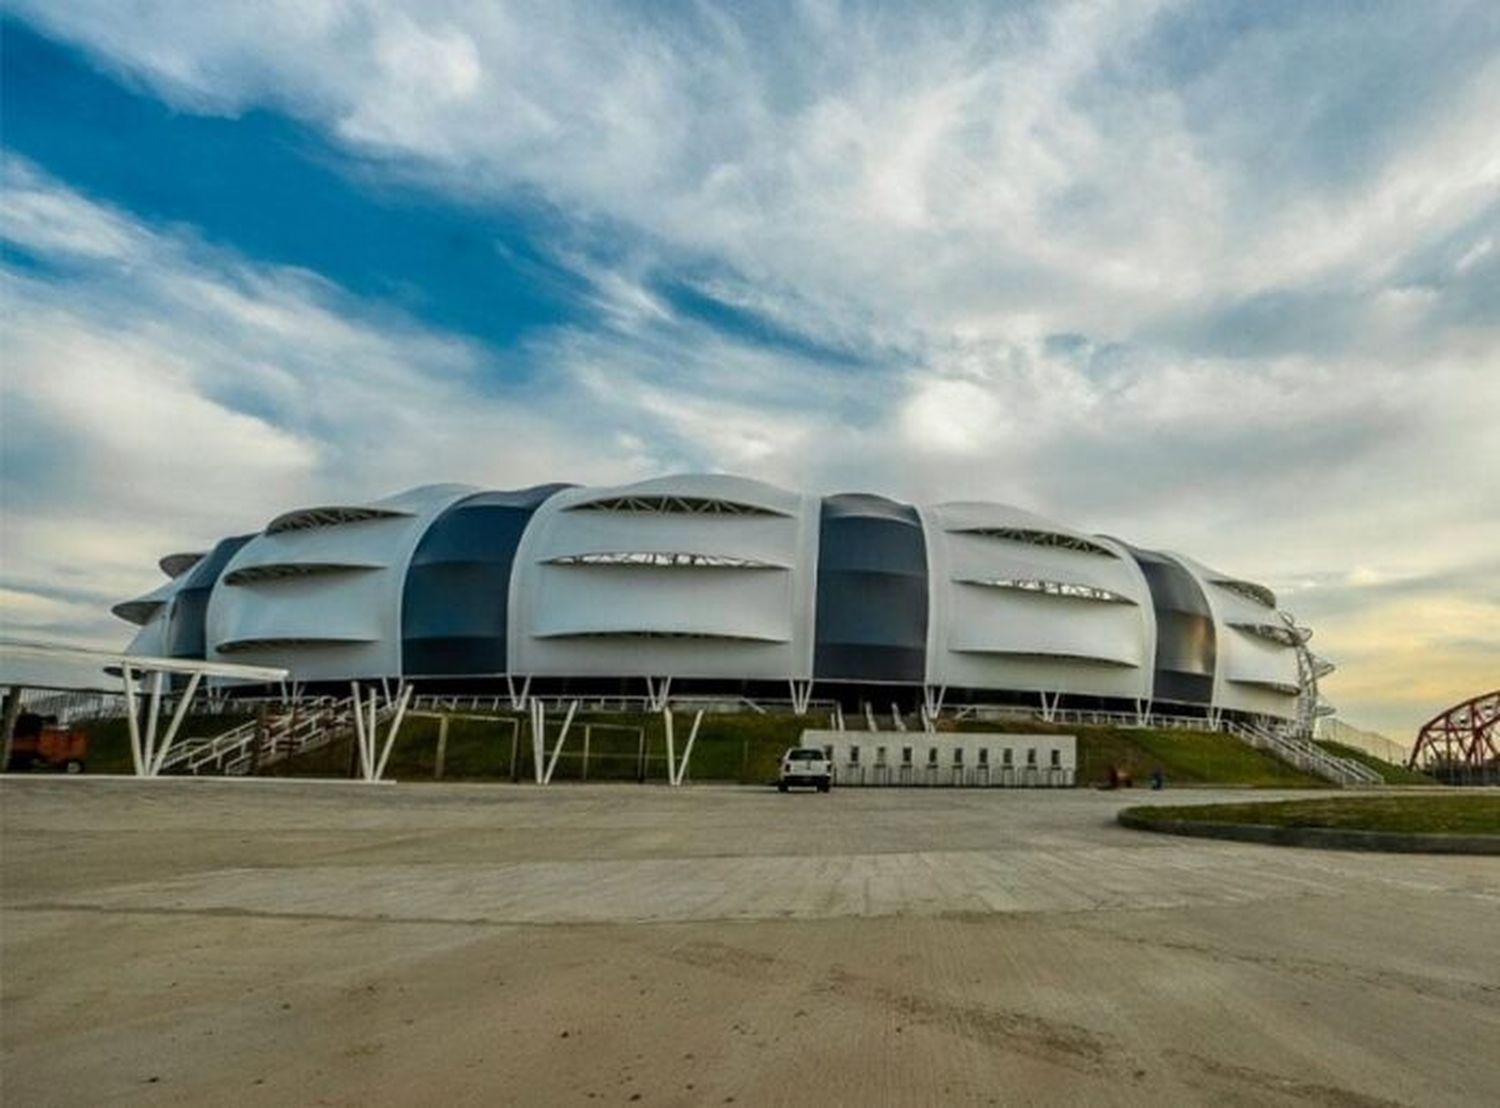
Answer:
[121,577,185,657]
[158,552,205,579]
[206,484,475,681]
[112,576,181,626]
[510,475,819,679]
[1166,552,1298,718]
[119,474,1311,721]
[923,503,1154,699]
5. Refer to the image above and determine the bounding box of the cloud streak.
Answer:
[3,2,1498,737]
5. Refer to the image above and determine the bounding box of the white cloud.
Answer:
[5,2,1499,736]
[0,161,667,649]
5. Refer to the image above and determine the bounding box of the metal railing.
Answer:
[1226,720,1383,786]
[161,695,387,776]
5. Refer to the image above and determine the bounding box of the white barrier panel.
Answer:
[800,729,1076,787]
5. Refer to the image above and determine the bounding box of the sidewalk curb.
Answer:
[1118,809,1500,854]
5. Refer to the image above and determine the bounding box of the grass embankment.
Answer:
[944,718,1321,787]
[267,710,813,784]
[1125,795,1500,836]
[265,711,1323,787]
[31,708,1326,787]
[1315,739,1433,784]
[39,715,254,775]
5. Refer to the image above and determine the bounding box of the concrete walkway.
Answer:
[4,778,1497,1105]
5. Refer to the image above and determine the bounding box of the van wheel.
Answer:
[777,782,788,793]
[818,779,831,793]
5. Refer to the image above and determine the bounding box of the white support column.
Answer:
[645,676,673,713]
[150,671,202,776]
[671,710,704,786]
[922,684,947,724]
[530,699,546,783]
[350,681,370,780]
[890,703,906,731]
[662,708,677,785]
[142,670,165,773]
[373,683,414,781]
[542,700,580,785]
[122,664,144,777]
[367,687,378,768]
[1134,698,1150,727]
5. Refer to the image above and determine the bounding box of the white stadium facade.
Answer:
[113,474,1328,727]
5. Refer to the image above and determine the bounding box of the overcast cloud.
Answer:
[2,1,1496,737]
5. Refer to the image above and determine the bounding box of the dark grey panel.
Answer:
[814,495,927,682]
[1127,547,1217,706]
[166,534,254,659]
[401,485,569,676]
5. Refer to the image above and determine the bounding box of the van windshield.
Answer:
[786,749,825,761]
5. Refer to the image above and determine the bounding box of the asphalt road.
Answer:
[3,778,1496,1106]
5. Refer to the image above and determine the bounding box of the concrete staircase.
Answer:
[1228,719,1383,786]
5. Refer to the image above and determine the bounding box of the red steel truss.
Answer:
[1407,690,1499,770]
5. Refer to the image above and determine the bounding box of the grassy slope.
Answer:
[24,715,253,775]
[1125,795,1500,836]
[945,719,1320,787]
[1315,739,1434,784]
[265,711,1322,787]
[30,708,1323,788]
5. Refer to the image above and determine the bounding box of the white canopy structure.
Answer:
[0,639,287,777]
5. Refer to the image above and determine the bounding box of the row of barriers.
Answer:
[801,731,1078,788]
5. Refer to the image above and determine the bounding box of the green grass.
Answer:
[48,715,253,774]
[944,720,1321,787]
[1315,739,1434,784]
[265,709,816,784]
[1125,795,1500,836]
[51,707,1332,789]
[274,712,1319,787]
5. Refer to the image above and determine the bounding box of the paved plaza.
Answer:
[3,778,1497,1105]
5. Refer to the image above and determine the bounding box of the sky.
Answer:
[1,1,1496,740]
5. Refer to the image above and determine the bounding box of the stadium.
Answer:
[112,473,1327,728]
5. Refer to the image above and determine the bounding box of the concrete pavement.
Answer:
[3,778,1496,1105]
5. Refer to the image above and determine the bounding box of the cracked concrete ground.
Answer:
[2,778,1496,1106]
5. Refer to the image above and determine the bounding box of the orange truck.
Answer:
[7,713,88,773]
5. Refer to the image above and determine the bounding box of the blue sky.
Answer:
[2,1,1497,737]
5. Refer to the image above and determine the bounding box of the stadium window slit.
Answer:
[849,745,860,764]
[1050,749,1062,767]
[927,748,939,766]
[876,746,887,766]
[978,748,989,766]
[1027,748,1038,766]
[953,748,963,766]
[901,746,913,765]
[1002,748,1013,766]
